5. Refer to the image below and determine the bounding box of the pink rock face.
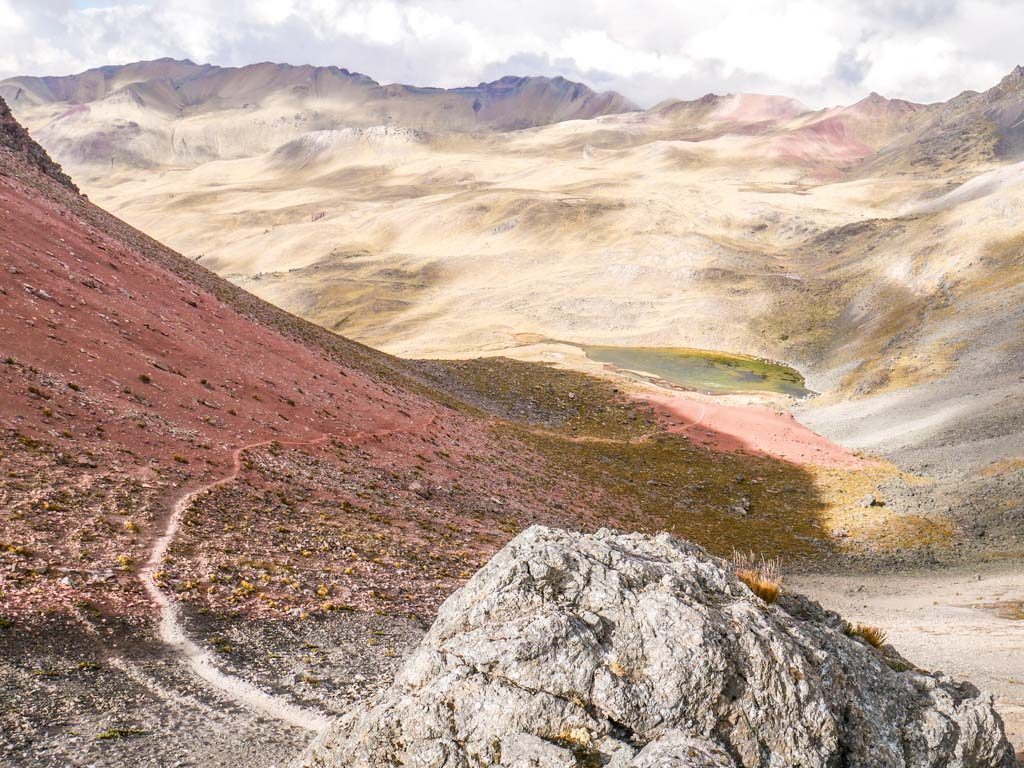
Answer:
[709,93,809,125]
[771,117,876,164]
[642,395,867,468]
[0,164,442,465]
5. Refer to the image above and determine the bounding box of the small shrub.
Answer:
[731,550,782,604]
[96,727,145,741]
[848,623,887,648]
[67,382,81,392]
[16,434,40,450]
[138,373,151,385]
[1,542,33,557]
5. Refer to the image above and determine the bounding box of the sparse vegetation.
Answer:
[848,622,888,648]
[96,727,146,741]
[30,668,62,678]
[730,550,783,604]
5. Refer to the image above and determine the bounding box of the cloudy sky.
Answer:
[0,0,1021,108]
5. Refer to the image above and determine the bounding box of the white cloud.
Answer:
[0,0,26,34]
[857,35,960,98]
[0,0,1021,108]
[559,30,694,79]
[688,1,845,86]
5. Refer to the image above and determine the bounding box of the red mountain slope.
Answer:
[0,97,850,627]
[0,97,616,619]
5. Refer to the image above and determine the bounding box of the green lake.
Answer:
[583,345,813,397]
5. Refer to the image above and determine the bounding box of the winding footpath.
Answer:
[139,420,431,732]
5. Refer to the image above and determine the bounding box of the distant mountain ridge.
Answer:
[0,57,636,129]
[0,58,638,168]
[8,58,1024,175]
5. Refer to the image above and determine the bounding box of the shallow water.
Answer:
[583,346,812,397]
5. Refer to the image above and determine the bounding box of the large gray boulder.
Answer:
[299,526,1015,768]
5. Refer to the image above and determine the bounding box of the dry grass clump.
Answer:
[848,622,888,648]
[731,550,782,604]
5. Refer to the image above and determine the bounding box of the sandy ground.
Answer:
[792,567,1024,757]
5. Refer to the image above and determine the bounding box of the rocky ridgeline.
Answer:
[300,526,1014,768]
[0,96,78,192]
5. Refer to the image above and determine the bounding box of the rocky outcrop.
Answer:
[0,96,78,192]
[300,526,1015,768]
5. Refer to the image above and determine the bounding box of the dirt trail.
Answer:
[139,420,431,732]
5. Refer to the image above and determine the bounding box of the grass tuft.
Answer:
[731,550,782,604]
[848,622,888,648]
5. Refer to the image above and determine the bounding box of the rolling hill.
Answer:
[6,61,1022,572]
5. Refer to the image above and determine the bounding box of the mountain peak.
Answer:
[999,64,1024,87]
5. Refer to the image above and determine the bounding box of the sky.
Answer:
[0,0,1021,108]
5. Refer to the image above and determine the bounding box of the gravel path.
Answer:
[142,436,334,732]
[138,419,435,736]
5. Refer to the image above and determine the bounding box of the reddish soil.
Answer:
[0,101,866,631]
[0,157,458,462]
[772,116,875,167]
[0,114,603,620]
[642,394,868,468]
